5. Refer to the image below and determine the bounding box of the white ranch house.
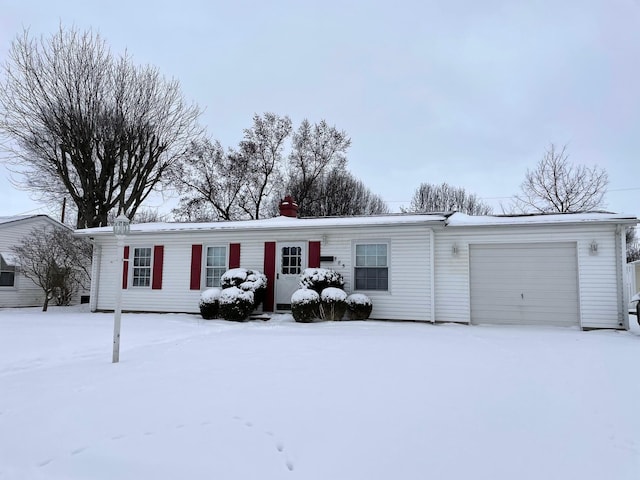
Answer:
[76,201,637,330]
[0,215,81,308]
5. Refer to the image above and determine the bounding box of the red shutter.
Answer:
[263,242,276,312]
[308,241,321,268]
[122,245,130,290]
[229,243,241,269]
[190,245,202,290]
[152,245,164,290]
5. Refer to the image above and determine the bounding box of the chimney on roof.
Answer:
[279,195,299,218]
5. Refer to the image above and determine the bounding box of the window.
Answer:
[132,247,152,287]
[355,243,388,291]
[0,254,15,287]
[281,246,302,275]
[205,246,227,287]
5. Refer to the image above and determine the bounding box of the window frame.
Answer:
[0,254,16,288]
[204,245,228,288]
[352,240,390,292]
[131,246,153,288]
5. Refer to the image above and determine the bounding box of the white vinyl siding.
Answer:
[89,223,434,321]
[469,243,579,326]
[205,246,227,287]
[434,224,624,329]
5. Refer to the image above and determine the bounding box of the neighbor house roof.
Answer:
[74,211,637,237]
[0,214,70,230]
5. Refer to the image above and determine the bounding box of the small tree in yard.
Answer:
[11,227,92,311]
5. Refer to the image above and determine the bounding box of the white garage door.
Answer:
[470,242,579,326]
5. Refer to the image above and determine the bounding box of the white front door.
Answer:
[275,242,306,311]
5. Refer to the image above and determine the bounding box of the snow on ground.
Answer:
[0,306,639,480]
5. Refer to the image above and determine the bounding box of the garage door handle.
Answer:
[521,293,524,299]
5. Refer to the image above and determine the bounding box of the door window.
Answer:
[281,246,302,275]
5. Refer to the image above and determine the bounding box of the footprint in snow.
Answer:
[71,447,87,456]
[37,458,53,467]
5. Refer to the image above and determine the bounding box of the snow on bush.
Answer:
[221,268,267,308]
[319,287,348,321]
[199,287,222,320]
[291,288,320,323]
[346,293,372,320]
[219,286,255,322]
[299,268,344,293]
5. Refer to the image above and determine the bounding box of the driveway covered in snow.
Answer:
[0,307,638,480]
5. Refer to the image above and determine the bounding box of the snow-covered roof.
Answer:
[0,214,68,229]
[446,212,638,227]
[75,213,449,236]
[0,215,38,226]
[74,211,638,237]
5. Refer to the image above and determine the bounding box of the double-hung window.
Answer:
[0,254,15,287]
[205,246,227,287]
[354,243,388,291]
[132,247,152,287]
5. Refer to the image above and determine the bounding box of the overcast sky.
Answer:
[1,0,639,220]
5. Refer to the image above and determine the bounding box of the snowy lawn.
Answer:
[0,307,639,480]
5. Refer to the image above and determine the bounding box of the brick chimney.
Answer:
[278,195,299,218]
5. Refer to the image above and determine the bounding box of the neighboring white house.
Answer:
[75,200,638,330]
[0,215,85,308]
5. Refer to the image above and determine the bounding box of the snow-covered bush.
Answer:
[319,287,348,321]
[221,268,267,308]
[346,293,372,320]
[291,288,320,323]
[299,268,344,294]
[199,287,222,319]
[219,287,255,322]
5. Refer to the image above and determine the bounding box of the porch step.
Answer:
[249,313,271,321]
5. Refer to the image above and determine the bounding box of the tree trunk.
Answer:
[42,292,50,312]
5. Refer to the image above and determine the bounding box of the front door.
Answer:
[275,242,306,311]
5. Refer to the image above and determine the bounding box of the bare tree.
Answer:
[403,182,493,215]
[12,227,92,311]
[627,227,640,263]
[170,138,249,221]
[238,113,292,219]
[511,144,608,213]
[287,119,351,212]
[0,26,202,228]
[284,168,389,217]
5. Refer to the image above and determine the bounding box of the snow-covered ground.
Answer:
[0,306,638,480]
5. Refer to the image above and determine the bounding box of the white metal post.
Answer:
[113,238,124,363]
[112,214,130,363]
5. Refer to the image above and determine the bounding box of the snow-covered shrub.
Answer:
[299,268,344,294]
[199,287,222,319]
[346,293,372,320]
[291,288,320,323]
[219,287,255,322]
[319,287,348,321]
[221,268,267,309]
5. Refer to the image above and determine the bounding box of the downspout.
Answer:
[615,225,628,330]
[90,241,101,313]
[429,227,436,324]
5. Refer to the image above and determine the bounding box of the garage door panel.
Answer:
[470,243,579,326]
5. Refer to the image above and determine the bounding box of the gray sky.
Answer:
[1,0,639,219]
